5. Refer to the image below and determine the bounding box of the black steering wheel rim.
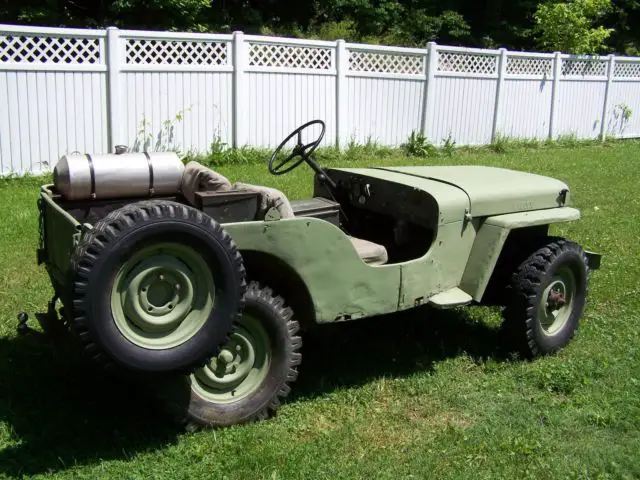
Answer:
[268,120,326,176]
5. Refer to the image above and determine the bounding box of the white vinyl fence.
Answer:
[1,24,640,175]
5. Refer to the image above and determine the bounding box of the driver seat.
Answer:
[180,162,388,266]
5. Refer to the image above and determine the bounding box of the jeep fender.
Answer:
[460,207,581,301]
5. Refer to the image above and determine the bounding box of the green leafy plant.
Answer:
[401,130,437,158]
[555,133,581,148]
[618,103,633,123]
[209,134,228,156]
[441,134,456,157]
[131,107,192,154]
[489,133,510,154]
[610,103,633,135]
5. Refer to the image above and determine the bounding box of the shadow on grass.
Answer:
[291,305,510,402]
[0,327,182,478]
[0,305,509,477]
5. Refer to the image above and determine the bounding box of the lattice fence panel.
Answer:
[349,50,423,74]
[561,59,607,76]
[0,34,101,64]
[249,43,332,69]
[125,38,228,65]
[506,56,552,76]
[437,51,497,75]
[614,61,640,78]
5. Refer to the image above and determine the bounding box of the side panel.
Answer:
[460,207,581,301]
[224,218,402,323]
[459,223,510,302]
[225,216,477,323]
[41,191,80,287]
[399,220,478,310]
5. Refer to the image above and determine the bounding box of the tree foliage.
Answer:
[534,0,615,54]
[0,0,639,54]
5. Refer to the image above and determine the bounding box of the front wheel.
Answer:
[502,238,589,358]
[158,282,302,429]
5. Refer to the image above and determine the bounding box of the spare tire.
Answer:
[70,200,246,373]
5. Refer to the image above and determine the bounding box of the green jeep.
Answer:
[33,120,600,428]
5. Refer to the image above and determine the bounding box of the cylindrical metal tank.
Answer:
[53,152,185,200]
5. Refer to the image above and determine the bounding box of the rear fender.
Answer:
[460,207,581,301]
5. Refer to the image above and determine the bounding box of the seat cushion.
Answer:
[233,182,295,219]
[349,237,388,265]
[181,161,232,205]
[180,162,294,220]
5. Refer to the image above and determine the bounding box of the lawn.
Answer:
[0,142,639,479]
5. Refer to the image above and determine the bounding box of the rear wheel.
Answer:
[158,282,302,429]
[502,238,589,357]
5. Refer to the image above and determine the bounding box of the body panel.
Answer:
[398,219,478,310]
[346,166,570,217]
[224,213,478,323]
[223,217,402,323]
[428,287,473,309]
[460,207,581,301]
[40,189,81,290]
[329,167,469,224]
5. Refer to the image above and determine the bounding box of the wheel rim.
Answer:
[539,265,576,336]
[190,313,271,404]
[111,242,215,350]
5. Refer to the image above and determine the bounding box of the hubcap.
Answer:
[540,265,576,335]
[111,243,215,349]
[191,314,271,404]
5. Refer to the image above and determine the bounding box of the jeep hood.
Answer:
[373,166,571,217]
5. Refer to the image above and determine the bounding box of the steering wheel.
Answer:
[268,120,325,176]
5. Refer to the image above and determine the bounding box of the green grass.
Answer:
[1,141,639,479]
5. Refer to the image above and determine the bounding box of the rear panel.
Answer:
[39,187,80,294]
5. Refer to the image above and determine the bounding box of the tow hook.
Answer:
[17,295,61,336]
[17,312,31,335]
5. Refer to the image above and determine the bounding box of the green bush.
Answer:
[401,130,437,158]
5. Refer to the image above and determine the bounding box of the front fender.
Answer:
[459,207,581,301]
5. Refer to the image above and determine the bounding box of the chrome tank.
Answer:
[53,152,184,200]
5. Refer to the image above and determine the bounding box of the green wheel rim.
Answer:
[111,242,215,350]
[539,265,576,336]
[190,314,271,404]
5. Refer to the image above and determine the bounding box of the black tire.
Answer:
[70,200,246,373]
[157,282,302,429]
[502,238,589,358]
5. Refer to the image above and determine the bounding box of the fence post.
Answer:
[600,54,616,141]
[549,51,562,140]
[491,48,508,142]
[232,31,246,148]
[105,27,122,153]
[335,39,348,149]
[420,42,437,142]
